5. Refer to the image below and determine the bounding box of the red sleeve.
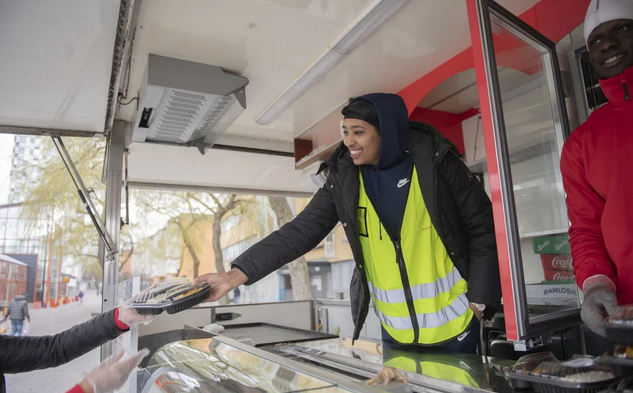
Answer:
[114,307,130,331]
[560,137,617,288]
[66,384,86,393]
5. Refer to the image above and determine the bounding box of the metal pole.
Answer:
[101,121,126,359]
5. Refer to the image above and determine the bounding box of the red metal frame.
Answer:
[466,0,520,340]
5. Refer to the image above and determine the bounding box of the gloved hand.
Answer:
[82,349,149,393]
[610,303,633,321]
[117,297,154,327]
[581,275,618,337]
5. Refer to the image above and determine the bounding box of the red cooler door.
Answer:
[467,0,580,341]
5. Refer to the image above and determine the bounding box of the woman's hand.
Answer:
[193,268,248,302]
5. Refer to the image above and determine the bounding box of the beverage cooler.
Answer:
[467,0,583,352]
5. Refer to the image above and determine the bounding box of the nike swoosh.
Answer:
[397,179,410,188]
[457,330,470,342]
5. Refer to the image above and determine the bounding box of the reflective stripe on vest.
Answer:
[373,292,469,330]
[358,167,473,344]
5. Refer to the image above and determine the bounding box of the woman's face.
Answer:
[342,118,381,166]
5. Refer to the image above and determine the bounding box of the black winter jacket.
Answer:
[232,122,501,342]
[0,309,126,393]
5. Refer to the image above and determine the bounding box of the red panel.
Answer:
[409,107,467,153]
[399,0,591,114]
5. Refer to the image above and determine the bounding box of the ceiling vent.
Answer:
[131,55,248,154]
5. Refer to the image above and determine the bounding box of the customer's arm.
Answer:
[440,150,501,309]
[22,302,30,322]
[0,306,147,374]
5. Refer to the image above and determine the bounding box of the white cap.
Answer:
[584,0,633,44]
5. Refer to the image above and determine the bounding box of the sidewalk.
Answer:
[5,292,103,393]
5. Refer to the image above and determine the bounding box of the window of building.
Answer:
[222,236,258,264]
[220,215,240,233]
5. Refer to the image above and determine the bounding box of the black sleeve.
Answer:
[0,309,125,374]
[232,187,339,284]
[440,151,501,309]
[22,303,29,320]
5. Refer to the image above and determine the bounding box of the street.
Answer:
[5,292,102,393]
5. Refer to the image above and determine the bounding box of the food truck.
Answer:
[1,0,631,391]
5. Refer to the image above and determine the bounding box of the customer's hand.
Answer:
[581,275,619,337]
[80,348,149,393]
[193,268,248,302]
[118,297,154,327]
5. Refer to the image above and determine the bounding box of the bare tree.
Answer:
[191,194,239,275]
[135,191,212,279]
[267,196,312,300]
[17,137,135,281]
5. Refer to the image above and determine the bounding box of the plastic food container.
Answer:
[604,318,633,346]
[607,377,633,393]
[130,279,211,315]
[509,352,558,390]
[508,358,617,393]
[596,346,633,377]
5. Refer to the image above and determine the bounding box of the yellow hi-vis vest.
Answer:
[358,167,473,345]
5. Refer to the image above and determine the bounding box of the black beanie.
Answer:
[342,99,380,132]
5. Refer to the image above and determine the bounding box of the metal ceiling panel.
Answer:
[126,142,318,197]
[0,0,122,134]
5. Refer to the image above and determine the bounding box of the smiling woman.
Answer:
[342,119,381,166]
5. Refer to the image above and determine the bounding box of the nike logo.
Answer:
[457,330,470,342]
[397,178,410,188]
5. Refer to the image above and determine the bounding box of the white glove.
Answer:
[581,275,619,337]
[84,349,149,393]
[117,297,154,327]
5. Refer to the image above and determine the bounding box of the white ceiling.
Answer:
[127,143,319,196]
[0,1,121,133]
[0,0,546,194]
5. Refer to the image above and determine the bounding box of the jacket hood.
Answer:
[599,64,633,105]
[349,93,409,169]
[13,295,26,301]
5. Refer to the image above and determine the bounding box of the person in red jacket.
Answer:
[561,0,633,337]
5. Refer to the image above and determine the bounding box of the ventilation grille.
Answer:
[154,91,207,143]
[190,95,233,141]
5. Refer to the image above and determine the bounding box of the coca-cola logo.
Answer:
[552,256,573,268]
[553,272,574,281]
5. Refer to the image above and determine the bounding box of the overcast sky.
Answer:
[0,134,13,205]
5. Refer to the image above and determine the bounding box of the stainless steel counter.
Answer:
[268,338,517,393]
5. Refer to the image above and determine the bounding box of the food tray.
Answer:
[131,280,211,315]
[604,319,633,346]
[596,352,633,378]
[607,377,633,393]
[508,352,558,390]
[509,359,617,393]
[508,372,617,393]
